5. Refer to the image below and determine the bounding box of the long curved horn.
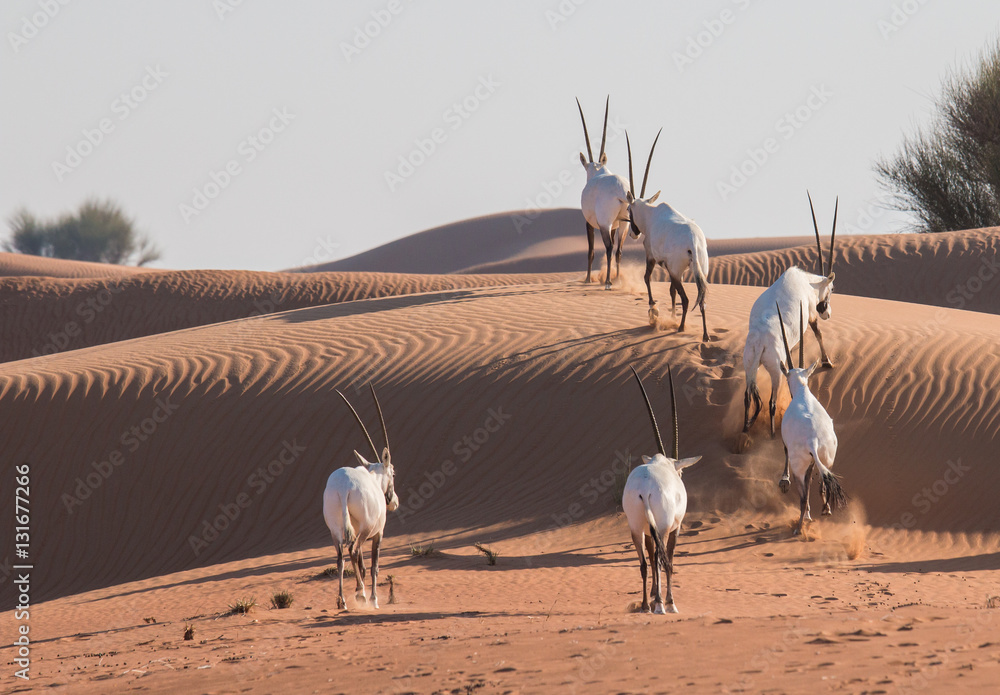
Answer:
[798,303,804,369]
[828,196,838,275]
[576,98,593,164]
[668,365,679,460]
[336,389,379,462]
[369,383,390,462]
[598,95,609,161]
[626,131,635,198]
[776,303,793,371]
[807,191,825,276]
[630,366,665,457]
[640,128,662,199]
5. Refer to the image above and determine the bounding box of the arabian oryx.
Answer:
[622,365,702,613]
[577,97,630,289]
[776,303,847,535]
[742,193,838,437]
[623,131,710,342]
[323,384,399,609]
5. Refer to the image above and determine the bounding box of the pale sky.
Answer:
[2,1,997,270]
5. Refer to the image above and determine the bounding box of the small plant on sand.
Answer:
[319,565,355,579]
[474,542,500,566]
[183,625,195,641]
[227,596,257,616]
[270,590,294,609]
[410,543,436,557]
[987,595,1000,609]
[386,574,397,604]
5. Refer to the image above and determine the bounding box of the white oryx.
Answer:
[776,303,847,535]
[622,365,702,614]
[623,131,710,342]
[323,384,400,610]
[577,97,630,289]
[742,193,838,436]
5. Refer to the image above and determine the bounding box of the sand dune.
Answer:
[0,252,150,279]
[710,226,1000,314]
[2,277,998,611]
[0,270,560,363]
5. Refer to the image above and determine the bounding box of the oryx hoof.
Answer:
[605,281,612,290]
[778,477,790,494]
[355,592,368,606]
[648,305,659,325]
[653,603,667,615]
[666,603,679,614]
[337,596,346,609]
[822,507,832,516]
[370,596,380,609]
[792,526,802,537]
[822,359,835,369]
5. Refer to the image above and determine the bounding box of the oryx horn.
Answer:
[640,128,662,199]
[369,383,390,463]
[668,364,679,460]
[798,304,804,368]
[807,190,825,276]
[576,97,594,164]
[776,303,794,371]
[599,95,609,161]
[828,196,838,275]
[336,389,380,462]
[626,131,635,198]
[631,366,666,457]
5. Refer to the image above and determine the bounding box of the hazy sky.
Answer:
[2,1,997,270]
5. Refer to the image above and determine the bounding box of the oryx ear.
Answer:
[641,454,653,464]
[626,191,635,204]
[599,152,608,165]
[674,456,702,473]
[648,190,661,204]
[579,152,588,167]
[805,360,820,378]
[353,450,369,467]
[827,271,836,282]
[381,447,391,465]
[811,276,833,292]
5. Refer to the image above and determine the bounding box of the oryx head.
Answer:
[776,302,819,395]
[807,192,838,320]
[630,365,702,476]
[576,96,611,173]
[622,129,662,239]
[336,384,399,512]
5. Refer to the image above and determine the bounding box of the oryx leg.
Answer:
[613,221,627,279]
[765,358,783,438]
[779,445,791,493]
[819,465,833,516]
[336,543,347,610]
[369,534,382,609]
[794,462,815,536]
[669,285,678,316]
[646,535,663,613]
[743,378,763,433]
[585,223,595,283]
[601,226,614,290]
[632,531,650,613]
[644,257,658,325]
[672,278,690,334]
[663,530,679,613]
[810,320,834,368]
[351,542,368,605]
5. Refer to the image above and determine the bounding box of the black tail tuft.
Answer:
[822,472,848,511]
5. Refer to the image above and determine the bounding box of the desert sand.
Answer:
[1,214,999,693]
